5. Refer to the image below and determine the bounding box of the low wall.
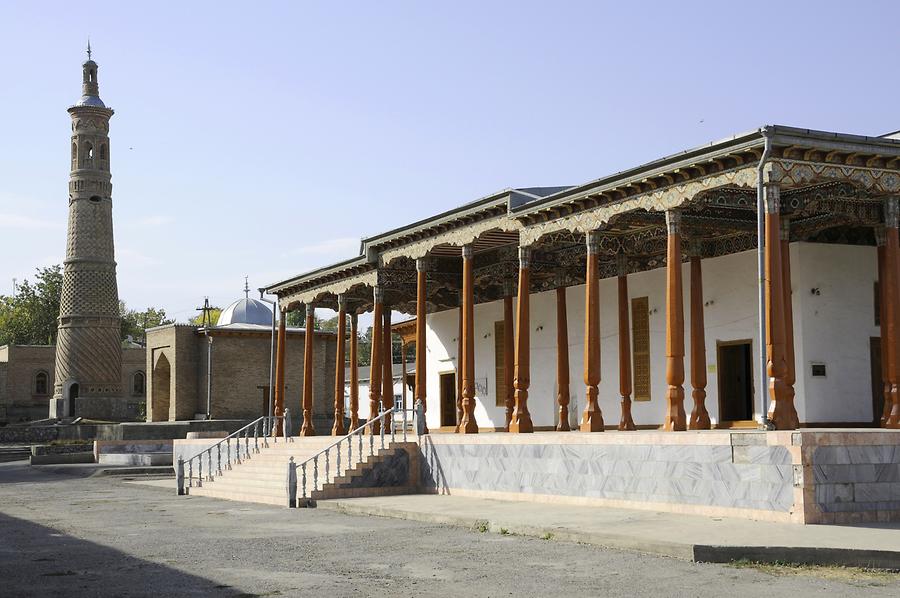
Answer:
[0,419,248,444]
[420,429,900,524]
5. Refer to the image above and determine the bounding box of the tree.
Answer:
[188,307,221,327]
[121,303,175,343]
[0,265,63,345]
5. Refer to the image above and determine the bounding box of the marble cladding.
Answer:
[420,440,794,512]
[814,445,900,513]
[346,449,410,489]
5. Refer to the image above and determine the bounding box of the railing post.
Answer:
[336,441,341,477]
[226,438,232,469]
[325,448,330,484]
[197,459,203,488]
[287,457,297,508]
[217,443,222,476]
[285,407,292,440]
[313,455,319,493]
[254,420,260,454]
[403,405,408,442]
[188,460,193,488]
[301,462,307,502]
[369,422,374,456]
[347,436,352,470]
[415,399,425,436]
[390,406,396,444]
[379,410,385,451]
[207,449,213,481]
[244,428,250,458]
[358,427,363,459]
[176,457,185,495]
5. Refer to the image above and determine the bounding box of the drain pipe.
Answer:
[259,289,277,423]
[756,127,773,429]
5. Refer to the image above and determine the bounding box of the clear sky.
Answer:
[1,1,898,322]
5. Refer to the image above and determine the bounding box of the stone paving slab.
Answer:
[316,494,900,568]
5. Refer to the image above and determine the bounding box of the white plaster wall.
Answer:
[417,244,877,430]
[794,242,878,424]
[346,379,408,422]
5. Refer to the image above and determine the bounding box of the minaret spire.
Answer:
[244,276,250,298]
[86,38,92,61]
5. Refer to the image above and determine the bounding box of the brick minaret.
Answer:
[51,44,123,418]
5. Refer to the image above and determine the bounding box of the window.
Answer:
[494,320,506,406]
[34,371,49,396]
[631,297,651,401]
[132,371,145,396]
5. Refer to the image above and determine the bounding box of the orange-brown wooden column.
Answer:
[581,231,604,432]
[300,303,317,436]
[414,258,428,433]
[332,296,347,436]
[273,306,287,437]
[459,244,479,433]
[617,254,636,431]
[663,210,687,431]
[349,312,360,430]
[688,243,711,430]
[502,281,516,432]
[780,221,799,429]
[763,184,797,429]
[510,246,534,432]
[884,200,900,429]
[555,286,571,431]
[369,287,383,434]
[503,282,515,431]
[382,306,394,428]
[455,298,463,432]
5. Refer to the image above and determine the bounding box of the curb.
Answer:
[317,499,900,569]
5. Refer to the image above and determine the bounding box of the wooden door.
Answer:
[717,341,753,422]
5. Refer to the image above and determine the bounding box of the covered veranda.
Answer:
[265,126,900,436]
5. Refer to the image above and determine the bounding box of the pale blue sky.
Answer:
[1,1,898,321]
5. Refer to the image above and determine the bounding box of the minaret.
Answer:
[51,44,123,418]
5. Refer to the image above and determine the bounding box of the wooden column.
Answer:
[780,221,799,429]
[332,296,347,436]
[455,298,463,432]
[349,312,360,430]
[503,283,515,431]
[459,244,479,434]
[555,286,571,431]
[617,255,636,431]
[300,303,317,436]
[688,243,710,430]
[876,228,891,427]
[581,230,604,432]
[401,341,407,410]
[369,287,383,435]
[382,306,394,428]
[273,307,287,437]
[884,200,900,429]
[763,185,797,429]
[414,258,428,433]
[664,210,686,431]
[510,246,533,433]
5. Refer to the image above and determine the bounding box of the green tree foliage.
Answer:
[188,307,222,327]
[120,303,175,343]
[0,265,63,345]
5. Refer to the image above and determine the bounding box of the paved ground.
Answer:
[1,462,899,597]
[310,493,900,568]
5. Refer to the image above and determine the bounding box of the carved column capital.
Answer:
[518,246,532,269]
[416,257,430,272]
[336,294,346,312]
[764,183,781,214]
[586,230,601,254]
[461,244,474,260]
[885,197,900,229]
[666,209,682,234]
[373,285,384,304]
[305,303,315,321]
[616,253,628,277]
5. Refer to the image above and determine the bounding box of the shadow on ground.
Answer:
[0,512,249,597]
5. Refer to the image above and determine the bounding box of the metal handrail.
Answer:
[290,404,418,506]
[176,408,293,495]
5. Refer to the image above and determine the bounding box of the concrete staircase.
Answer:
[187,436,418,507]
